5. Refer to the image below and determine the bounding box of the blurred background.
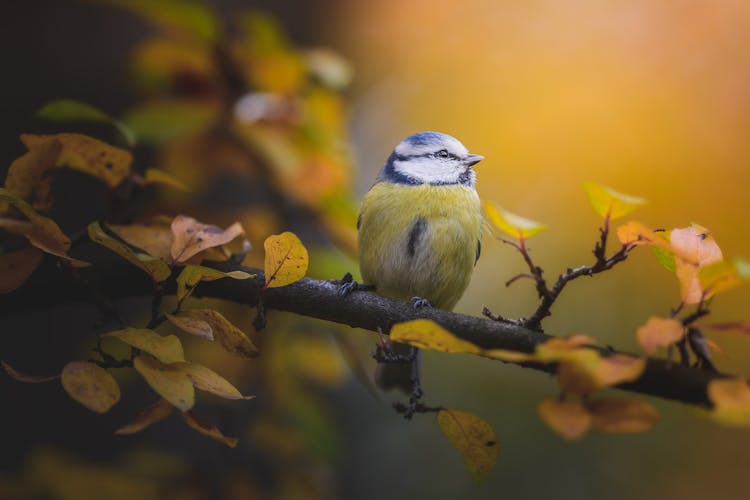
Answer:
[2,0,750,498]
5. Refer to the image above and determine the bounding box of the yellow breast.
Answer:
[357,182,481,310]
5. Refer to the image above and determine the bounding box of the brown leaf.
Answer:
[176,308,259,358]
[0,246,44,293]
[180,411,238,448]
[1,360,59,383]
[170,215,244,264]
[21,133,132,188]
[636,316,685,354]
[587,397,659,434]
[61,361,120,414]
[538,398,591,441]
[437,409,499,480]
[134,354,195,411]
[263,231,309,288]
[114,398,174,435]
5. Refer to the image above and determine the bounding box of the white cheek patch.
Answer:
[393,158,462,185]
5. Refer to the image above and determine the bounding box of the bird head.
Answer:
[379,131,483,187]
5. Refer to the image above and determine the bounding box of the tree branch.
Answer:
[1,259,722,407]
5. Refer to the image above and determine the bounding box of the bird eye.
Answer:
[436,149,450,159]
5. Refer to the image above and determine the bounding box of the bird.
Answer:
[356,131,483,392]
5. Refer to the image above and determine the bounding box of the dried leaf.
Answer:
[636,316,685,354]
[3,140,62,205]
[437,409,499,480]
[176,308,259,358]
[165,311,214,340]
[170,215,244,264]
[61,361,120,414]
[707,378,750,426]
[583,182,647,220]
[88,221,171,282]
[263,231,309,288]
[555,354,645,395]
[180,411,238,448]
[175,264,253,302]
[37,99,135,147]
[538,398,591,441]
[390,319,481,355]
[0,189,73,259]
[21,133,132,188]
[671,225,723,304]
[0,247,44,293]
[134,354,194,411]
[176,363,254,400]
[108,221,172,260]
[104,328,185,363]
[535,334,597,363]
[1,360,59,383]
[482,201,546,239]
[594,355,647,388]
[114,399,174,435]
[588,397,659,434]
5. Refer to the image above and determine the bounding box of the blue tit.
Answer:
[357,131,483,391]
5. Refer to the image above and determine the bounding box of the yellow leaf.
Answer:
[170,215,245,264]
[0,189,73,259]
[699,258,750,298]
[114,398,174,435]
[134,354,194,411]
[165,311,214,340]
[390,319,481,355]
[109,221,173,260]
[0,247,43,293]
[636,316,685,354]
[143,168,190,191]
[263,231,309,288]
[61,361,120,414]
[588,397,659,434]
[707,378,750,427]
[176,363,254,400]
[176,308,259,358]
[482,201,546,240]
[175,265,253,302]
[582,182,647,220]
[88,222,171,282]
[104,328,185,363]
[21,133,132,189]
[437,409,499,480]
[538,398,591,441]
[482,349,537,363]
[180,411,238,448]
[1,360,59,383]
[535,334,597,363]
[556,358,603,396]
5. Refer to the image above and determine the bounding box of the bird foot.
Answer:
[335,272,375,296]
[411,297,432,309]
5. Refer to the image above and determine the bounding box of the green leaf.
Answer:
[583,182,647,220]
[37,99,136,147]
[123,100,217,144]
[652,246,676,273]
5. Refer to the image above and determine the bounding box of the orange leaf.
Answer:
[616,221,670,249]
[587,397,659,434]
[636,316,685,354]
[594,355,647,388]
[170,215,244,264]
[61,361,120,414]
[1,360,59,383]
[437,409,499,480]
[114,399,174,435]
[538,398,591,441]
[707,378,750,426]
[0,246,44,293]
[670,225,723,304]
[263,231,309,288]
[180,411,238,448]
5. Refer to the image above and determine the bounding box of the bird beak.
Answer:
[464,154,484,167]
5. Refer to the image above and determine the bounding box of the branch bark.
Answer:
[2,259,721,407]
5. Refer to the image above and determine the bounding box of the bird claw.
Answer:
[411,297,432,309]
[335,272,375,296]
